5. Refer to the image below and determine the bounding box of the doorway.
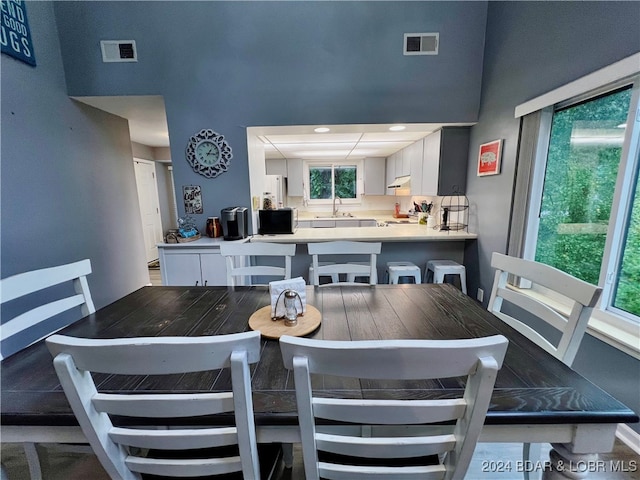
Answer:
[133,158,164,263]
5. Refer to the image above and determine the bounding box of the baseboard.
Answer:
[616,423,640,455]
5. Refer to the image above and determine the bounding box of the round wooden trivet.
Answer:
[248,305,321,340]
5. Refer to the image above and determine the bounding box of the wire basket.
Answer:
[436,194,469,232]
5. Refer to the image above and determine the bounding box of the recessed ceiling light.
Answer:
[314,127,330,133]
[389,125,406,131]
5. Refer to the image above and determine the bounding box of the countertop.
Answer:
[251,225,477,243]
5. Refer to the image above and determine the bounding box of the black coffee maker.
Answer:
[220,207,248,240]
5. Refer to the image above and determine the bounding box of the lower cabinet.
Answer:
[159,245,228,286]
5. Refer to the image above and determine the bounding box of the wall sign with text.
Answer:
[1,0,36,66]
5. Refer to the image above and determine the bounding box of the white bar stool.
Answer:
[426,260,467,294]
[386,261,421,284]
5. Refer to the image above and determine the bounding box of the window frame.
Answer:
[304,159,363,206]
[514,55,640,356]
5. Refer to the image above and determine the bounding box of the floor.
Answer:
[1,440,637,479]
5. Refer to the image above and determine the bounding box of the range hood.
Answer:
[387,175,411,189]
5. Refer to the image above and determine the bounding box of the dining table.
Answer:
[1,284,637,479]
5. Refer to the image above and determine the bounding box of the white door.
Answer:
[134,159,164,263]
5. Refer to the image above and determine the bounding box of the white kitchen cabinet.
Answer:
[363,157,386,195]
[403,140,424,196]
[158,238,231,286]
[161,252,203,286]
[394,150,410,177]
[265,158,287,176]
[287,158,304,196]
[420,127,470,196]
[385,154,396,196]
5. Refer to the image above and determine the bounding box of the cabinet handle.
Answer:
[195,281,199,286]
[204,280,208,286]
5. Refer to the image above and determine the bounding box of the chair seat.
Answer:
[426,260,467,294]
[386,261,421,284]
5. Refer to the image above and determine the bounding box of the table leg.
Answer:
[543,443,598,479]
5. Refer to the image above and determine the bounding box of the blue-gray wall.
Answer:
[53,1,488,228]
[465,1,640,432]
[1,1,149,356]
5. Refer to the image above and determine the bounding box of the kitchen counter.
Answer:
[251,225,476,243]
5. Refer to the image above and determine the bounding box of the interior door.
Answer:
[134,158,164,263]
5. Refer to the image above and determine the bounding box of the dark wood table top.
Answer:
[1,285,637,428]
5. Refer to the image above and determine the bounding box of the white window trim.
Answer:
[515,52,640,118]
[515,54,640,355]
[304,159,364,206]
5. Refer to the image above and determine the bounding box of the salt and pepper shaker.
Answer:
[273,289,304,327]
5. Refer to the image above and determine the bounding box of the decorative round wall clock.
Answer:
[185,129,233,178]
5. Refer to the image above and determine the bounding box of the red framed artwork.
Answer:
[477,139,502,176]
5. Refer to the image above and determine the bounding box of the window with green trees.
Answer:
[309,164,357,200]
[533,86,639,318]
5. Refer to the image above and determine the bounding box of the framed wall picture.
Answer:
[183,185,203,214]
[477,139,502,176]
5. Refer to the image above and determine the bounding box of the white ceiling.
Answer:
[72,95,473,160]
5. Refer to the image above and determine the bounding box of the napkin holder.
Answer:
[269,277,306,319]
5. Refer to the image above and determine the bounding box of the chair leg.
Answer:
[23,442,43,480]
[523,442,542,480]
[282,443,294,468]
[459,269,467,294]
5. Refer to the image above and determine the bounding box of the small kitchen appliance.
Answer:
[221,207,248,240]
[258,208,297,235]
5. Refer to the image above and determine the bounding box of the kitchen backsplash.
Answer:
[286,194,440,215]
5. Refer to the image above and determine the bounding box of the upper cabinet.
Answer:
[363,157,386,195]
[420,127,470,196]
[265,158,287,176]
[287,158,304,196]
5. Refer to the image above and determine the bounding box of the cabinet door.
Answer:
[385,155,395,196]
[266,158,287,176]
[437,127,469,195]
[287,158,304,196]
[363,157,386,195]
[162,253,202,286]
[421,130,441,196]
[405,140,424,195]
[395,150,408,177]
[200,252,228,286]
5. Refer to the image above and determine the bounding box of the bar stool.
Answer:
[385,261,421,284]
[426,260,467,294]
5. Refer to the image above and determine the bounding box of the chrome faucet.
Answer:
[332,195,342,217]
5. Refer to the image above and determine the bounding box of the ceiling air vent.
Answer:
[100,40,137,63]
[403,33,439,56]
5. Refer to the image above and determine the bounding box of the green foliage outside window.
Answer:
[309,165,356,200]
[613,169,640,316]
[534,87,639,316]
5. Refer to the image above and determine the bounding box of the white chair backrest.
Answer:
[488,252,602,366]
[1,259,95,361]
[307,241,381,286]
[220,242,296,286]
[279,334,508,480]
[47,331,263,480]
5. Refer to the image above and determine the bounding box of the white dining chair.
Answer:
[46,331,283,480]
[279,334,509,480]
[220,242,296,286]
[0,259,96,480]
[487,252,602,480]
[307,241,381,286]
